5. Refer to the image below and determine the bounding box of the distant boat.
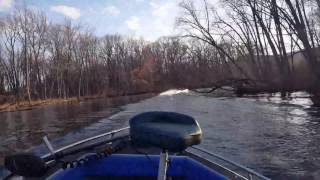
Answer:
[4,111,269,180]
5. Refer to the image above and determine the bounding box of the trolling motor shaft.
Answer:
[157,149,169,180]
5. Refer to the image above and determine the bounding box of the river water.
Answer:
[1,90,320,179]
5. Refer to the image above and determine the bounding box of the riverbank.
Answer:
[0,92,157,113]
[0,98,80,113]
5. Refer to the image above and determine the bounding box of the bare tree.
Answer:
[177,0,251,79]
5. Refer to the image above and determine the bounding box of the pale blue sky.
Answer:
[0,0,185,41]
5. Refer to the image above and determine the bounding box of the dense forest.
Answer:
[1,0,320,106]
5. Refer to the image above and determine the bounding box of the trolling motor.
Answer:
[4,153,48,177]
[4,135,126,178]
[4,136,55,178]
[129,111,202,180]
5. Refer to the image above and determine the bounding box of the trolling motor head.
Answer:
[129,111,202,152]
[129,111,202,180]
[4,153,47,177]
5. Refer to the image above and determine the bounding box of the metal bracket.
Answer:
[43,136,55,155]
[157,149,169,180]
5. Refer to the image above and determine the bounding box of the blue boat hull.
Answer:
[50,154,226,180]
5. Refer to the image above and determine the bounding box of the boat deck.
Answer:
[6,128,268,180]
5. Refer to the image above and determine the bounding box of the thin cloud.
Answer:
[149,1,178,38]
[121,1,180,41]
[50,5,81,20]
[0,0,184,41]
[125,16,141,30]
[150,1,176,17]
[104,5,120,16]
[0,0,13,11]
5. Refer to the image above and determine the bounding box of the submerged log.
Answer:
[310,92,320,106]
[191,78,265,95]
[191,78,302,98]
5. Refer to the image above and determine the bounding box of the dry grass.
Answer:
[0,91,156,113]
[0,97,80,112]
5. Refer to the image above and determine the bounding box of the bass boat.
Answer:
[4,111,269,180]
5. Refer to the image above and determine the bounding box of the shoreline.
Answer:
[0,92,157,113]
[1,86,313,113]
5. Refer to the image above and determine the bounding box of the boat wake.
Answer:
[159,89,190,96]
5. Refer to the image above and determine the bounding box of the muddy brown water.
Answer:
[1,90,320,179]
